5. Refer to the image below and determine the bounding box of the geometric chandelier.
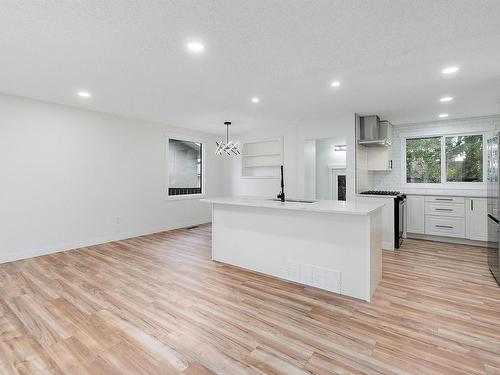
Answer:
[215,121,241,156]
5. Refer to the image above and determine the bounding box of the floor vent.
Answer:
[287,260,341,293]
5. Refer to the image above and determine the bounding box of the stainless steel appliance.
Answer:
[487,133,500,285]
[359,190,406,248]
[358,116,392,147]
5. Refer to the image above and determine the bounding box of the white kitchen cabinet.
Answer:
[465,198,487,241]
[424,195,465,238]
[425,202,465,217]
[425,216,465,238]
[407,195,425,234]
[367,147,392,171]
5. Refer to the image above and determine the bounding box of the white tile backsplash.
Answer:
[368,115,500,196]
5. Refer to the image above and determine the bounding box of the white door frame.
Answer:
[329,165,347,200]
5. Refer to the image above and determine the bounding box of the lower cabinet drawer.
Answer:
[425,202,464,217]
[425,216,465,238]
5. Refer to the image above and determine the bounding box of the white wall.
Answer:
[223,113,356,200]
[0,94,223,263]
[303,140,316,200]
[370,115,500,195]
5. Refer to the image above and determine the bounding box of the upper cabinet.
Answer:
[367,146,393,171]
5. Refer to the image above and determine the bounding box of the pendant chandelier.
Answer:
[215,122,240,155]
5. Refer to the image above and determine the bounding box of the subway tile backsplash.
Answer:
[368,115,500,196]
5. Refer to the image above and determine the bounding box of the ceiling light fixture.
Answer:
[440,96,453,102]
[77,91,91,98]
[331,81,341,87]
[216,122,240,156]
[334,144,346,151]
[251,97,260,103]
[187,42,204,52]
[442,66,459,75]
[438,113,449,118]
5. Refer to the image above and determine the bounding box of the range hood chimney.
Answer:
[358,115,392,147]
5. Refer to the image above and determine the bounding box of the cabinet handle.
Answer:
[436,225,453,229]
[435,208,453,211]
[436,198,453,201]
[471,200,474,211]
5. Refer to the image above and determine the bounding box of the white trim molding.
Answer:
[165,134,206,200]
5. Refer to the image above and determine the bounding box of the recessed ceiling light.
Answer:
[442,66,459,75]
[251,97,260,103]
[187,42,204,52]
[438,113,449,118]
[77,91,91,98]
[440,96,453,102]
[331,81,341,87]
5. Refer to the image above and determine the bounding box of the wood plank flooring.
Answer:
[1,224,500,374]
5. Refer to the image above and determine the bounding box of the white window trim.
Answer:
[401,130,487,190]
[165,133,206,200]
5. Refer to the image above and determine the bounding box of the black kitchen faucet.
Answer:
[277,165,285,202]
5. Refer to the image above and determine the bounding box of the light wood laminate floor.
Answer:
[1,224,500,374]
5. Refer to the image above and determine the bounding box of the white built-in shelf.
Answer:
[241,138,283,178]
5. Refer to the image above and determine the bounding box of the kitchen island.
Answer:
[201,197,384,302]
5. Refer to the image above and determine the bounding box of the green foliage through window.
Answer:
[406,134,483,184]
[445,135,483,182]
[406,137,441,183]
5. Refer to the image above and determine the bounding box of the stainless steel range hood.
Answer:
[358,115,392,147]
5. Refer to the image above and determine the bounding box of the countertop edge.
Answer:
[200,197,385,216]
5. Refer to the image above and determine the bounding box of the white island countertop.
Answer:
[201,196,385,215]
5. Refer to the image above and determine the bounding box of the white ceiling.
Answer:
[1,1,500,134]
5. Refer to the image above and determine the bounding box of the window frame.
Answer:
[165,134,206,200]
[402,131,487,190]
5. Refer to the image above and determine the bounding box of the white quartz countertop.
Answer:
[201,196,385,215]
[356,194,397,199]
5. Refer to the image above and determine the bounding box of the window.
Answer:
[445,135,483,182]
[405,134,484,185]
[168,138,203,196]
[406,137,441,183]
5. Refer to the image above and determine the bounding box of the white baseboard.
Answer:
[382,241,395,251]
[407,233,487,247]
[0,220,210,265]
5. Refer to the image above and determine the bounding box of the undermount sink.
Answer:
[268,198,317,203]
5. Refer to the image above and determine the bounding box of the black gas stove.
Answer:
[359,190,407,249]
[359,190,401,196]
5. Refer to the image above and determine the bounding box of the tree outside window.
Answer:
[445,135,483,182]
[406,134,483,184]
[406,137,441,183]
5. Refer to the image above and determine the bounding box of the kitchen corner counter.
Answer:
[201,196,384,215]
